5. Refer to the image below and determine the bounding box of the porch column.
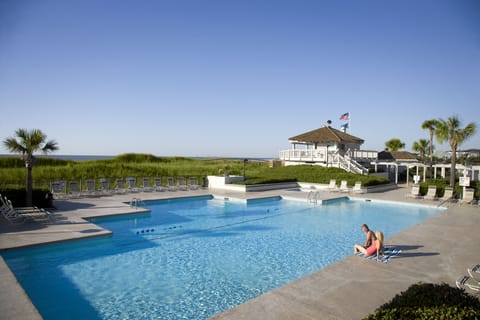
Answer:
[406,165,409,185]
[441,167,445,179]
[395,164,398,184]
[434,166,437,179]
[423,164,426,182]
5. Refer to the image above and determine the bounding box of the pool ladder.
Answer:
[308,191,319,205]
[130,197,145,209]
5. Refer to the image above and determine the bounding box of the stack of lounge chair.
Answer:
[1,194,54,224]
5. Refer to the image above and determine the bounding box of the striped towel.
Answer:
[355,247,402,264]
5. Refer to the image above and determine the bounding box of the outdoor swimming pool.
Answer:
[2,195,443,320]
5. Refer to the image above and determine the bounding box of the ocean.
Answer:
[0,154,114,161]
[0,154,271,162]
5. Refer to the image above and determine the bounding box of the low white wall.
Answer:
[207,176,246,192]
[208,176,396,194]
[297,182,330,190]
[245,182,299,192]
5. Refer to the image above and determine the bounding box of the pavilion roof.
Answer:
[289,126,364,144]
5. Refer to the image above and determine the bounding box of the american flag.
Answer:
[339,112,349,120]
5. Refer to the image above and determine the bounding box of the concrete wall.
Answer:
[207,176,246,192]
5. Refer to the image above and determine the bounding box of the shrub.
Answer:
[364,282,480,320]
[241,165,389,186]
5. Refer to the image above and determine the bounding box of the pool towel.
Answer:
[355,247,402,264]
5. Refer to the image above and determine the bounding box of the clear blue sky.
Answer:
[1,0,479,157]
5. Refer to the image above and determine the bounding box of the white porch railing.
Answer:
[279,149,370,175]
[279,149,326,162]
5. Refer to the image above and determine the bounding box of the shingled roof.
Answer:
[378,151,419,161]
[289,126,364,144]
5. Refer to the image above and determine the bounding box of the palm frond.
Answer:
[42,140,59,153]
[3,137,27,154]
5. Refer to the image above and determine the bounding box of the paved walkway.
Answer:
[0,187,479,319]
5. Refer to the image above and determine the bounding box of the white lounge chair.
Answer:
[327,179,338,192]
[339,180,350,193]
[456,275,480,292]
[51,180,67,199]
[438,187,455,203]
[352,181,366,194]
[1,205,26,224]
[1,194,10,212]
[177,177,188,191]
[460,188,475,204]
[0,195,22,223]
[468,264,480,282]
[99,178,111,195]
[423,185,438,201]
[188,177,200,190]
[115,178,126,194]
[126,177,139,193]
[142,177,153,192]
[153,177,166,192]
[67,181,81,198]
[85,179,97,196]
[406,184,421,199]
[167,177,177,191]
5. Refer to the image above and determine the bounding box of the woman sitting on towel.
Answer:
[354,229,385,261]
[374,231,385,261]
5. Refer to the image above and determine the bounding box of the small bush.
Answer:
[364,282,480,320]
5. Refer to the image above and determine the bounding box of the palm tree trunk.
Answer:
[450,146,457,187]
[429,131,434,179]
[25,163,33,206]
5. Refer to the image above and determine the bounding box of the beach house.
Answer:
[279,125,377,174]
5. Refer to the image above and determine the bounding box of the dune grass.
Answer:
[0,153,389,190]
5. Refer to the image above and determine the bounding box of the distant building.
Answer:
[377,151,419,162]
[449,149,480,159]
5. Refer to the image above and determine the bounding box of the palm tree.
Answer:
[412,139,430,160]
[421,119,439,163]
[435,116,477,187]
[385,138,405,152]
[3,129,58,206]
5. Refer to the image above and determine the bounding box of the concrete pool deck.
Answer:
[1,186,479,319]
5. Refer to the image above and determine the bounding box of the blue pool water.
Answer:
[2,196,442,320]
